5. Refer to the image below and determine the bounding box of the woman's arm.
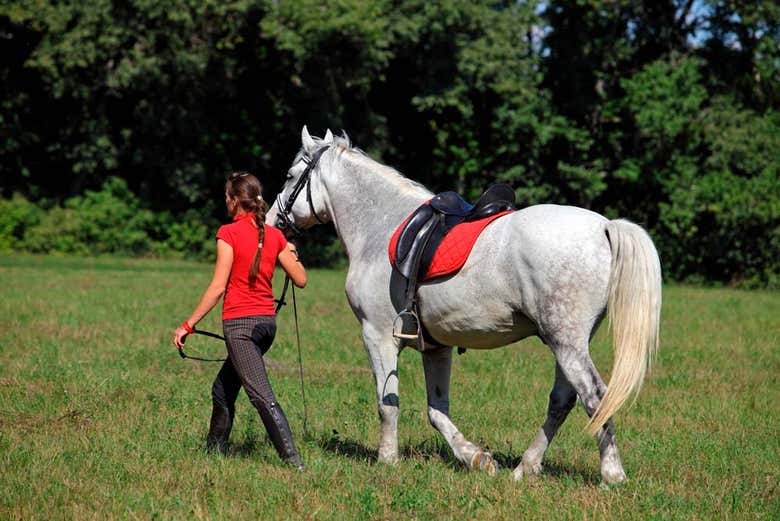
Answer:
[278,242,307,288]
[173,239,233,348]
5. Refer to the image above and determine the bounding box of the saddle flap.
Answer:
[389,183,517,283]
[395,204,434,265]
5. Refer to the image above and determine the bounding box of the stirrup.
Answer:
[392,309,421,340]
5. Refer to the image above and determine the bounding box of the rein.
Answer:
[177,276,292,362]
[177,329,227,362]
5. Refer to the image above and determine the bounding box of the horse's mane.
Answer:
[311,132,430,197]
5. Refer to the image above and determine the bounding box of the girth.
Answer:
[391,183,516,348]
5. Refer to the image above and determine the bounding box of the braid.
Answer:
[248,197,268,285]
[226,171,267,286]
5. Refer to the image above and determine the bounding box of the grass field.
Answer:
[0,253,778,520]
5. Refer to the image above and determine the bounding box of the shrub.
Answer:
[23,177,154,255]
[0,194,43,251]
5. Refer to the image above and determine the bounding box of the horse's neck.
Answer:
[324,154,429,260]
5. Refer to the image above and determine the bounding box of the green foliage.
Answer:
[13,178,219,259]
[622,57,707,150]
[1,0,778,285]
[0,194,43,251]
[617,58,780,288]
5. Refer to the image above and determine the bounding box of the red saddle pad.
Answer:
[388,210,513,282]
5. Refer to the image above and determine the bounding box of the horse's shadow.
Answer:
[315,431,600,484]
[490,450,601,485]
[316,430,378,462]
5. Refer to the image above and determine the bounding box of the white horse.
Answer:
[266,127,661,484]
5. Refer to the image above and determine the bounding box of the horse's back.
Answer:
[418,204,613,348]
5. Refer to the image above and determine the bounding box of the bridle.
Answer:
[274,145,330,236]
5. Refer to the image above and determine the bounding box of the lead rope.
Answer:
[291,284,309,435]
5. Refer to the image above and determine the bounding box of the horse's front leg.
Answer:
[422,346,498,476]
[361,323,400,463]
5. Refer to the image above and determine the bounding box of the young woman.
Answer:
[173,172,307,469]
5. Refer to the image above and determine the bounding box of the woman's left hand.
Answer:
[173,326,189,349]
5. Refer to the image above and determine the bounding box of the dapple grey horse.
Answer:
[266,127,661,484]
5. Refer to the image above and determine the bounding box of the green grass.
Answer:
[1,253,778,519]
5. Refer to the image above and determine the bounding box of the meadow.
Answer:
[0,254,777,520]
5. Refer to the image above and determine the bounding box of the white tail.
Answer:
[586,219,662,435]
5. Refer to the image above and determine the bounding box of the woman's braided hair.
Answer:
[226,171,268,285]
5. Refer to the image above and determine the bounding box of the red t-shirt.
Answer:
[216,215,288,319]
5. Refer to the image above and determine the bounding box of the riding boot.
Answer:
[206,403,234,454]
[254,399,305,471]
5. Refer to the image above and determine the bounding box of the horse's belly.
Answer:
[421,299,538,349]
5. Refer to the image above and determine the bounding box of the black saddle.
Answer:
[394,183,516,281]
[392,183,516,347]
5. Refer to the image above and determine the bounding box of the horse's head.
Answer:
[267,125,335,235]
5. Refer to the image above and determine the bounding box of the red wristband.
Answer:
[181,320,195,334]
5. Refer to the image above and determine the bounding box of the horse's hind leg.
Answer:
[552,343,627,484]
[422,346,498,476]
[514,363,577,480]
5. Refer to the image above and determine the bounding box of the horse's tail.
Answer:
[586,219,662,435]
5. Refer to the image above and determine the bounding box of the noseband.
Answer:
[275,145,330,236]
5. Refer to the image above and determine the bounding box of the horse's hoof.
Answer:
[523,460,543,477]
[601,468,627,485]
[376,450,398,465]
[378,453,399,465]
[512,461,542,481]
[469,451,499,477]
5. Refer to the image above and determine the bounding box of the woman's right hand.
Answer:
[279,242,307,288]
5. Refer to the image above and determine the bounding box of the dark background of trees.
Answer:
[1,0,778,287]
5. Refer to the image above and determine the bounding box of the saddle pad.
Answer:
[388,210,513,281]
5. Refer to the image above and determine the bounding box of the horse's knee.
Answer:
[377,402,398,423]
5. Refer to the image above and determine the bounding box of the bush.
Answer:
[153,209,218,261]
[23,177,154,255]
[13,177,220,260]
[0,194,43,251]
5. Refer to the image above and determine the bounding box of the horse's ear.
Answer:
[301,125,316,152]
[324,129,334,143]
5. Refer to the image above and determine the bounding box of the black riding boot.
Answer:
[254,399,304,471]
[206,403,234,454]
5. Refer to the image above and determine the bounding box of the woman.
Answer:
[173,171,307,470]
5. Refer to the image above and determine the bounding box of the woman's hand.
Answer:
[279,242,307,288]
[173,325,190,349]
